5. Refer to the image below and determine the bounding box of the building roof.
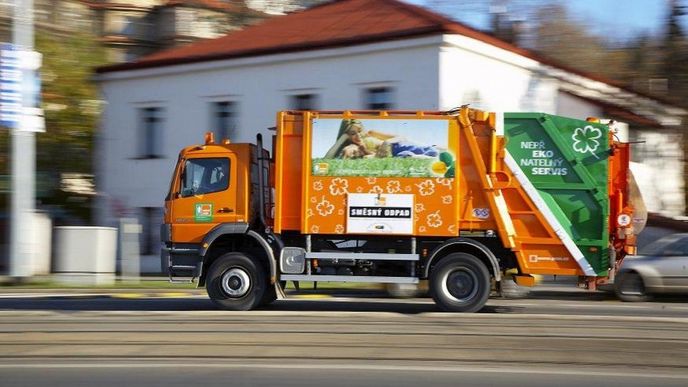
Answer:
[83,2,149,11]
[162,0,244,13]
[91,0,657,93]
[97,0,526,73]
[84,1,254,13]
[562,92,662,128]
[94,0,686,125]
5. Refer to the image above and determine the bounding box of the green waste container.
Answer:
[504,113,610,275]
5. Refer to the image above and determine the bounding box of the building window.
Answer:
[290,94,318,110]
[139,107,163,158]
[176,8,196,36]
[139,207,163,256]
[211,101,237,141]
[364,87,394,110]
[121,16,138,37]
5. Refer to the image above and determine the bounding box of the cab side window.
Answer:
[180,158,230,197]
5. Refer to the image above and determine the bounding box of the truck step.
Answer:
[168,264,199,284]
[280,274,418,284]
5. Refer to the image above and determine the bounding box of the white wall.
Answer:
[96,37,442,225]
[556,91,603,119]
[630,131,685,216]
[439,35,558,114]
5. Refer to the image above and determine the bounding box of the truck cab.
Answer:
[161,134,273,296]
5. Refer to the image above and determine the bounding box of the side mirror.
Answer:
[180,188,194,198]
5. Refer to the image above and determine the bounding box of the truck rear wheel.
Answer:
[430,253,490,312]
[206,252,266,311]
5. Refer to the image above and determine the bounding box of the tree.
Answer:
[35,31,106,175]
[38,31,106,221]
[528,3,631,80]
[663,0,688,99]
[0,30,106,221]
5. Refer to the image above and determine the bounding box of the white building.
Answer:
[95,0,686,271]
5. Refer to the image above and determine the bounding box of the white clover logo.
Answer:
[427,211,443,228]
[329,178,349,196]
[316,197,334,216]
[414,203,426,213]
[311,225,320,233]
[335,224,345,234]
[435,177,452,187]
[442,195,453,204]
[366,177,377,185]
[369,185,384,194]
[416,180,435,196]
[313,181,323,191]
[572,125,602,159]
[386,180,401,193]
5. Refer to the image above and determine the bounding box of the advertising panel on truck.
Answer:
[311,118,454,178]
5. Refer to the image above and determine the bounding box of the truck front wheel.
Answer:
[206,252,266,311]
[430,253,490,313]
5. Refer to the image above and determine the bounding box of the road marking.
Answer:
[111,293,144,299]
[0,362,685,379]
[158,292,193,298]
[0,292,205,299]
[0,293,110,299]
[290,294,332,299]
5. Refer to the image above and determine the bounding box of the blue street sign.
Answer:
[0,43,21,128]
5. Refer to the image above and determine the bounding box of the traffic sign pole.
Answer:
[8,0,36,278]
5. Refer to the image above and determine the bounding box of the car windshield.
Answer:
[639,234,688,256]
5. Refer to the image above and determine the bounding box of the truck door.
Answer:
[170,154,237,243]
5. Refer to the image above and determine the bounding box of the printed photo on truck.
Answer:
[311,118,454,177]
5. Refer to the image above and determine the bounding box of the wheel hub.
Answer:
[221,268,251,297]
[442,268,478,303]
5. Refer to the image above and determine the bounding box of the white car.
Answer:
[615,233,688,301]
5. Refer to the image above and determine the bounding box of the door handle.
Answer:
[217,207,234,213]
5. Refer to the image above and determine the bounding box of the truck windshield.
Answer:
[181,158,230,197]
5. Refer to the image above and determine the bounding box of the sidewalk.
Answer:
[0,275,609,300]
[0,275,205,297]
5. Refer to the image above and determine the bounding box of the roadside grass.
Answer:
[0,276,386,291]
[0,276,196,290]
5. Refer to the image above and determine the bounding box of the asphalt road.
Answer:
[0,290,687,386]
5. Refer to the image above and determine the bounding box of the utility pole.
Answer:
[8,0,36,278]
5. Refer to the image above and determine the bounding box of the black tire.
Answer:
[429,253,491,312]
[206,252,266,311]
[615,271,651,302]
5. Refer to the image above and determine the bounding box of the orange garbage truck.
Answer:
[161,107,645,312]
